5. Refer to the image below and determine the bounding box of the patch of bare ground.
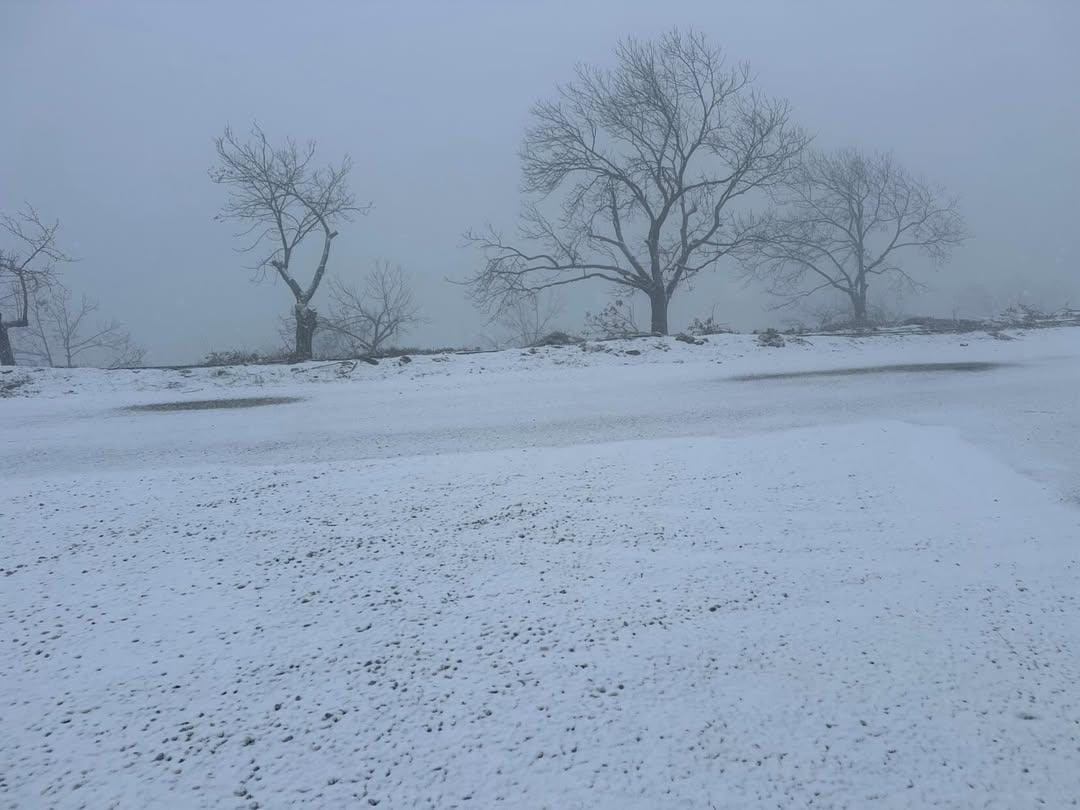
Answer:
[731,361,1009,382]
[124,396,302,412]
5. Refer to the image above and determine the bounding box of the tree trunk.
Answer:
[648,287,670,335]
[0,323,14,366]
[293,305,317,362]
[851,291,869,329]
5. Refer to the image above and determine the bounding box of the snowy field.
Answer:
[2,328,1079,808]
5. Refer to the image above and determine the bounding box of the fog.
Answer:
[5,4,1080,802]
[3,0,1077,364]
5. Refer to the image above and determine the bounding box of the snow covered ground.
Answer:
[2,327,1079,808]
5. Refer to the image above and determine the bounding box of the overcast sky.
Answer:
[3,0,1078,363]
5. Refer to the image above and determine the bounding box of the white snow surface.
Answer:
[2,328,1079,808]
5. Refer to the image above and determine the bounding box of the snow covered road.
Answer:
[4,329,1080,502]
[3,329,1079,807]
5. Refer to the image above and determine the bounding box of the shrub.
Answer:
[202,348,291,367]
[686,314,732,336]
[532,330,583,347]
[584,299,642,339]
[756,328,786,348]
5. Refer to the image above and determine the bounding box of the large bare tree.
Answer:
[741,147,969,326]
[466,30,808,334]
[19,286,145,368]
[320,262,423,356]
[0,206,72,366]
[211,125,366,361]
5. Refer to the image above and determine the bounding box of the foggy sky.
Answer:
[3,0,1078,364]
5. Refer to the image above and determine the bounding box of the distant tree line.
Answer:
[1,28,972,367]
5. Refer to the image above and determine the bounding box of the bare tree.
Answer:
[0,206,72,366]
[496,291,565,347]
[741,147,968,327]
[320,262,423,356]
[466,29,807,334]
[18,286,145,368]
[211,125,366,361]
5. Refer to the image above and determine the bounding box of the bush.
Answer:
[202,348,291,367]
[899,316,985,332]
[686,314,731,336]
[532,330,583,347]
[756,328,786,348]
[584,299,642,339]
[999,303,1048,324]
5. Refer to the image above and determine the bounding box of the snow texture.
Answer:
[3,328,1079,808]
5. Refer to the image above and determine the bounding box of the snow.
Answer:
[2,328,1079,808]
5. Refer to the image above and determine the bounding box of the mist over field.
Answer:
[2,1,1077,363]
[3,3,1079,808]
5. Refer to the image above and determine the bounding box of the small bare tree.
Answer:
[211,125,366,361]
[320,262,423,356]
[496,291,565,347]
[741,148,968,327]
[466,30,808,334]
[0,206,72,366]
[19,286,145,368]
